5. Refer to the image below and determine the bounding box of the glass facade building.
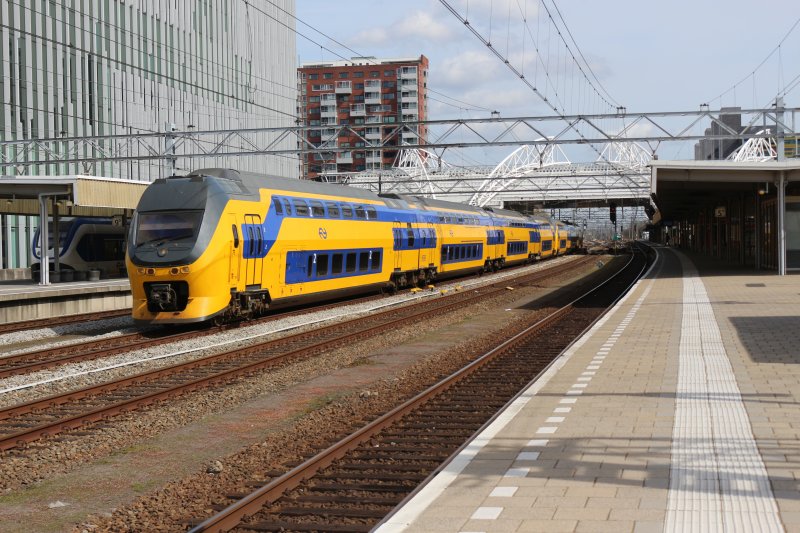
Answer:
[0,0,297,269]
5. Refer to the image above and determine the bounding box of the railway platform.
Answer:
[0,277,130,324]
[378,246,800,533]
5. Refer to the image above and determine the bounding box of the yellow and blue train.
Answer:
[126,169,575,325]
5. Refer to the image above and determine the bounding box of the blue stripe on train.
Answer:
[285,248,383,284]
[441,243,483,264]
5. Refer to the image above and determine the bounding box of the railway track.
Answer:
[186,246,650,532]
[0,309,131,335]
[0,291,392,380]
[0,256,596,452]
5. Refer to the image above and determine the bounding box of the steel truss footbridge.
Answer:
[0,105,796,230]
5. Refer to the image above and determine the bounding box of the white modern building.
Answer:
[0,0,297,269]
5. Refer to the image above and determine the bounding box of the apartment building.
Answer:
[297,56,429,180]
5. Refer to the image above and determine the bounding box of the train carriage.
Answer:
[530,217,557,259]
[485,207,534,269]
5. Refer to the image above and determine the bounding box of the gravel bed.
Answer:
[0,317,136,358]
[0,257,574,408]
[75,310,546,532]
[0,270,557,493]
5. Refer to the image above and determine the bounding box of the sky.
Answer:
[294,0,800,164]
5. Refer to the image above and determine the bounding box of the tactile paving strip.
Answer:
[665,258,783,532]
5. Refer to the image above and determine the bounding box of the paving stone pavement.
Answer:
[376,248,800,533]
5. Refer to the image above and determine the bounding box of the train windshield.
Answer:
[134,211,203,246]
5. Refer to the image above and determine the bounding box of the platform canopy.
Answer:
[650,160,800,223]
[650,160,800,275]
[0,175,148,217]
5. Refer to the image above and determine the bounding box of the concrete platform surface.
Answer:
[377,247,800,533]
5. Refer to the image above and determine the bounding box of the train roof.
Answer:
[188,168,383,202]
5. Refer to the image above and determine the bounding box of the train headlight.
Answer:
[170,267,180,275]
[137,268,146,275]
[180,266,190,274]
[146,268,155,275]
[157,248,168,257]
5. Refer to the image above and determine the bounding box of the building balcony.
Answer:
[399,67,418,79]
[402,130,420,142]
[365,80,381,89]
[321,128,338,142]
[320,106,337,118]
[364,92,381,105]
[365,129,381,141]
[366,151,382,164]
[321,93,337,103]
[335,81,352,94]
[350,104,366,117]
[337,151,353,164]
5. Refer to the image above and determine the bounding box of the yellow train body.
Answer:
[127,169,560,325]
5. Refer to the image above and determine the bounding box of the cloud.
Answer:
[351,10,457,47]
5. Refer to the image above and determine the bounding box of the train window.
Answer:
[332,253,343,274]
[256,226,263,255]
[448,246,454,261]
[247,226,255,257]
[354,205,366,219]
[365,206,377,220]
[316,254,329,276]
[358,252,369,271]
[371,250,381,270]
[342,204,354,218]
[345,253,356,272]
[407,229,415,248]
[273,198,283,215]
[310,200,325,217]
[232,225,239,248]
[293,199,310,217]
[307,255,314,277]
[281,199,292,215]
[326,202,341,218]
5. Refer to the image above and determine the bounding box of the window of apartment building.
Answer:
[384,70,394,77]
[383,93,395,100]
[355,141,365,147]
[323,73,333,79]
[370,71,379,77]
[354,118,365,125]
[354,83,364,90]
[339,72,349,78]
[308,96,320,103]
[384,116,396,123]
[308,73,318,80]
[340,119,350,125]
[353,95,364,102]
[341,142,351,148]
[354,71,364,78]
[382,81,395,88]
[309,120,320,126]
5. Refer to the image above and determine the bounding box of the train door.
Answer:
[393,221,403,272]
[406,222,420,270]
[244,214,264,288]
[422,222,435,267]
[227,214,241,286]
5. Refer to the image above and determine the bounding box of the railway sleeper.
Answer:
[333,463,434,472]
[245,520,372,532]
[314,472,428,482]
[310,482,412,492]
[273,506,392,518]
[294,494,401,506]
